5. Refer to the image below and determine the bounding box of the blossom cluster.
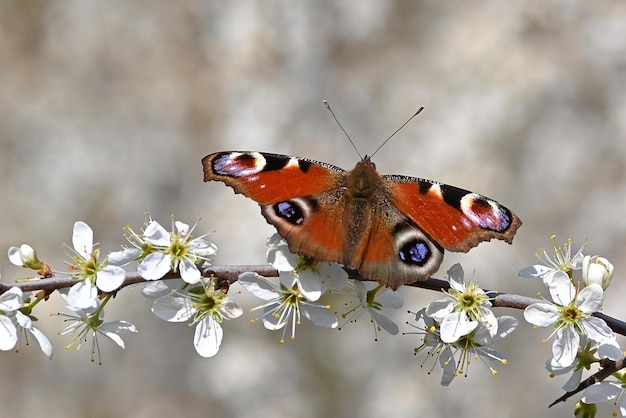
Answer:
[1,218,624,417]
[519,236,622,416]
[406,263,518,385]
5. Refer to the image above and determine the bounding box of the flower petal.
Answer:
[582,381,621,403]
[301,304,338,328]
[107,248,141,267]
[238,272,279,300]
[152,295,194,322]
[580,316,614,344]
[518,264,553,278]
[0,287,23,311]
[524,303,559,327]
[447,263,465,292]
[194,317,223,357]
[576,284,603,314]
[143,221,170,246]
[369,309,398,335]
[548,271,575,305]
[98,320,137,349]
[96,265,126,292]
[72,221,93,259]
[294,271,322,301]
[138,252,172,280]
[0,315,18,350]
[425,298,455,322]
[552,326,579,367]
[376,288,404,309]
[7,246,24,266]
[179,259,201,284]
[16,312,54,359]
[66,279,98,309]
[440,311,477,343]
[219,299,243,320]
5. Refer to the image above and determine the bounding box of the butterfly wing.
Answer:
[382,175,522,252]
[202,151,349,263]
[349,196,445,289]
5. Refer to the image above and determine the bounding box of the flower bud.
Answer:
[582,255,614,290]
[8,244,44,270]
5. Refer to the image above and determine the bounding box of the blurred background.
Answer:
[0,1,624,417]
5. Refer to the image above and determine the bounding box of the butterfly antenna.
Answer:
[324,100,363,160]
[370,106,424,158]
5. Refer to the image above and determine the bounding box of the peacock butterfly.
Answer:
[202,149,521,289]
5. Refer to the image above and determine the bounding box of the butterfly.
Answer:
[202,151,522,289]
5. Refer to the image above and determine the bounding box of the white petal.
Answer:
[15,310,32,328]
[107,248,141,267]
[266,244,299,271]
[580,316,614,344]
[493,316,519,340]
[369,309,398,335]
[174,221,190,236]
[440,311,477,343]
[475,346,505,362]
[7,246,24,266]
[524,303,559,326]
[67,279,98,309]
[576,284,603,313]
[439,349,457,386]
[143,221,170,246]
[552,326,579,367]
[425,298,455,322]
[295,271,322,301]
[261,304,286,330]
[99,320,137,349]
[317,262,349,291]
[582,381,621,403]
[194,317,223,357]
[598,340,623,360]
[376,288,404,309]
[548,271,575,305]
[138,253,171,280]
[518,264,553,278]
[237,272,279,300]
[96,265,126,292]
[179,259,201,284]
[219,299,243,319]
[447,263,465,291]
[0,287,23,311]
[477,307,498,336]
[562,368,584,392]
[141,280,179,299]
[72,221,93,259]
[302,304,338,328]
[18,313,53,359]
[189,239,218,258]
[152,296,194,322]
[0,315,18,350]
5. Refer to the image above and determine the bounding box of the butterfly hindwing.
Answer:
[350,198,444,289]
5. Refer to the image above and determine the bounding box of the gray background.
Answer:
[0,1,624,417]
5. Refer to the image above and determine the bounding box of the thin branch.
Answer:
[4,264,625,336]
[0,265,279,294]
[549,356,626,407]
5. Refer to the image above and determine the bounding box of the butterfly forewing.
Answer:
[383,175,522,252]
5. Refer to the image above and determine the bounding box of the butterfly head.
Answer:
[347,156,381,199]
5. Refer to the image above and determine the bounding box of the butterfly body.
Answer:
[202,151,521,289]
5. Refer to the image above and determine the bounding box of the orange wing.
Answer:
[382,175,522,252]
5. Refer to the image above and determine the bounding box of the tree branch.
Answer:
[549,356,626,407]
